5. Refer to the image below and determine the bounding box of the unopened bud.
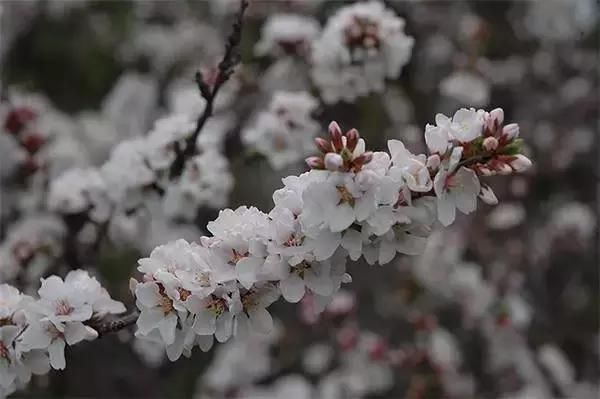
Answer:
[482,136,499,151]
[479,184,498,205]
[328,121,344,151]
[345,128,360,152]
[510,154,532,172]
[426,154,441,170]
[315,137,332,153]
[354,151,373,167]
[502,123,520,140]
[489,108,504,127]
[324,153,344,171]
[305,156,324,169]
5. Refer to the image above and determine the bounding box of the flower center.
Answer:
[293,261,311,278]
[207,297,226,316]
[345,16,380,50]
[336,186,355,206]
[46,323,63,340]
[195,272,211,287]
[241,291,259,312]
[229,249,249,265]
[55,300,73,316]
[284,233,304,247]
[177,288,191,301]
[159,295,174,314]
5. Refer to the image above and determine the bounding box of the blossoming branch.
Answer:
[0,1,549,397]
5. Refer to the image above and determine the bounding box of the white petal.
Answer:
[215,312,233,343]
[329,204,355,232]
[136,309,165,335]
[425,125,449,154]
[192,309,216,335]
[234,312,250,338]
[236,257,262,289]
[67,304,93,322]
[63,322,88,345]
[378,240,397,264]
[437,197,456,227]
[248,307,273,334]
[38,276,65,300]
[311,231,341,261]
[354,191,376,221]
[448,147,464,172]
[136,283,161,308]
[197,335,214,352]
[341,229,362,260]
[433,170,447,198]
[165,332,184,362]
[454,168,480,214]
[20,324,51,350]
[25,351,51,375]
[280,274,306,303]
[305,272,334,297]
[158,313,178,345]
[48,339,66,370]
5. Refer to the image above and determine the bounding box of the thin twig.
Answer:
[169,0,249,179]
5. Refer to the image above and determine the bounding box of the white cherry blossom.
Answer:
[433,147,481,226]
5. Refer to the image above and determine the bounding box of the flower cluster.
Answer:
[0,271,124,397]
[242,91,320,169]
[47,110,234,243]
[132,106,531,356]
[0,104,42,178]
[311,1,414,103]
[255,13,320,58]
[0,216,65,284]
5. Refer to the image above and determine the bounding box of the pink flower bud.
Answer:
[345,128,360,152]
[328,121,344,151]
[354,151,373,167]
[510,154,532,172]
[502,123,520,140]
[305,156,324,169]
[479,184,498,205]
[489,108,504,126]
[482,136,499,151]
[315,137,332,153]
[426,154,441,170]
[324,153,344,171]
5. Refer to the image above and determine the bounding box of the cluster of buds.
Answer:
[464,108,532,176]
[306,121,373,172]
[2,105,46,175]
